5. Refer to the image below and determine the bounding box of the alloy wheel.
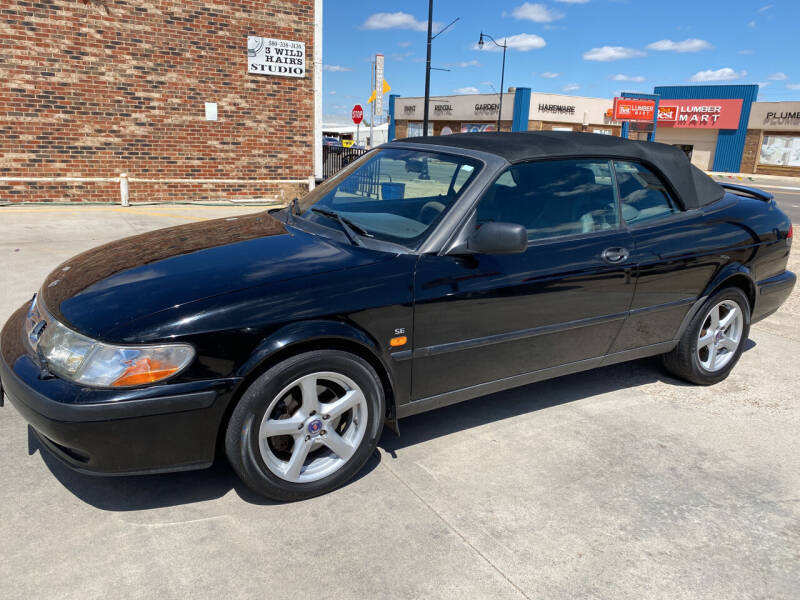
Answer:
[696,299,744,372]
[257,372,368,483]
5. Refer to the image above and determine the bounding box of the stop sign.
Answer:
[351,104,364,125]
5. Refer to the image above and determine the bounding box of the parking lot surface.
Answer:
[1,204,798,600]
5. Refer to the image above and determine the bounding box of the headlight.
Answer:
[26,295,194,388]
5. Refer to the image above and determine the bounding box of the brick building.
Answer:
[0,0,322,204]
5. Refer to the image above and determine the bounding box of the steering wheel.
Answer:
[418,201,446,224]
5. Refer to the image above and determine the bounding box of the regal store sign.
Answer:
[247,36,306,78]
[657,99,742,129]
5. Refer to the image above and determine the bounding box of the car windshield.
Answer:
[297,148,482,249]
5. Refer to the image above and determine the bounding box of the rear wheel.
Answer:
[662,287,750,385]
[225,350,385,501]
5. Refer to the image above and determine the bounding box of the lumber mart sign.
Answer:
[657,99,742,129]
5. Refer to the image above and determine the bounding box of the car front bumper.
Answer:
[1,305,241,475]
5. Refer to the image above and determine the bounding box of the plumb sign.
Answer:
[247,36,306,78]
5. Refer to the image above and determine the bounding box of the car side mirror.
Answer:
[467,222,528,255]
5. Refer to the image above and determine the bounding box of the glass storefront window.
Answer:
[760,135,800,167]
[407,122,434,137]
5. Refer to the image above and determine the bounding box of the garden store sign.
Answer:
[247,36,306,78]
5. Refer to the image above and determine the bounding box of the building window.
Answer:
[760,135,800,167]
[461,123,496,133]
[551,126,573,132]
[593,128,612,135]
[407,122,434,137]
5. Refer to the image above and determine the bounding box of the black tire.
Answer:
[662,287,751,385]
[225,350,385,501]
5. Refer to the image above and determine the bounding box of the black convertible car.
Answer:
[1,132,794,501]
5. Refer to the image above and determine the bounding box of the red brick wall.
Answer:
[0,0,315,203]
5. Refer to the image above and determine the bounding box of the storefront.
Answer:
[393,93,516,138]
[528,93,621,135]
[391,90,620,138]
[741,102,800,176]
[651,85,758,172]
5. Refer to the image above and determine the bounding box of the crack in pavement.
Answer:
[378,454,532,600]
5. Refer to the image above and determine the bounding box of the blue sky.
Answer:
[322,0,799,123]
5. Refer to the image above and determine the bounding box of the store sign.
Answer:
[538,104,576,115]
[403,105,416,114]
[375,54,385,116]
[474,103,499,114]
[613,98,655,121]
[248,36,306,78]
[657,99,742,129]
[434,104,453,113]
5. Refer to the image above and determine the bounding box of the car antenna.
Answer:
[291,197,300,222]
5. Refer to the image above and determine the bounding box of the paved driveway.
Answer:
[1,205,798,599]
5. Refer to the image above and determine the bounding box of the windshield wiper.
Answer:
[310,208,372,246]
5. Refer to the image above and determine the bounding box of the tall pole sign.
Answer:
[375,54,385,117]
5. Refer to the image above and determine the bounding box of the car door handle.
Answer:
[601,247,630,264]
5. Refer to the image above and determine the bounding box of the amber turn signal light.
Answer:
[111,357,182,387]
[389,336,407,347]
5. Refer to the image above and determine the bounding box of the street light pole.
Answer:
[478,32,508,132]
[423,0,433,137]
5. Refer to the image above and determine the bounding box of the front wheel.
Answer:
[662,287,751,385]
[225,350,385,501]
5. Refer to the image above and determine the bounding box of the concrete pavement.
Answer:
[0,205,798,600]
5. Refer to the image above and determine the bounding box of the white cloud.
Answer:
[646,38,712,53]
[474,33,546,52]
[758,4,773,12]
[479,80,494,86]
[540,71,560,78]
[756,82,770,88]
[453,86,480,94]
[323,64,351,72]
[562,83,580,92]
[510,3,564,23]
[611,74,646,82]
[739,49,754,54]
[328,91,337,95]
[689,67,747,82]
[768,72,787,80]
[583,46,645,61]
[446,60,481,68]
[747,20,756,27]
[555,0,590,3]
[787,83,800,90]
[398,41,412,47]
[361,12,437,32]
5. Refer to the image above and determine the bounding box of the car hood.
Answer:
[40,211,390,339]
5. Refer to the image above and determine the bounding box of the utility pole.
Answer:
[422,0,433,137]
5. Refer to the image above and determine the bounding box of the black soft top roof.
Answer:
[394,131,724,209]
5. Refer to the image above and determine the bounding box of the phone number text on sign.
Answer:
[247,36,306,78]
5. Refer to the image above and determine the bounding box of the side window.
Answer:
[613,161,679,224]
[475,159,618,241]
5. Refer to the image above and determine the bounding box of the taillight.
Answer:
[788,224,793,240]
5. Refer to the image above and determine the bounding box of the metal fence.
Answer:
[322,146,369,179]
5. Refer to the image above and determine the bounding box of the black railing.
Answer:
[322,146,369,179]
